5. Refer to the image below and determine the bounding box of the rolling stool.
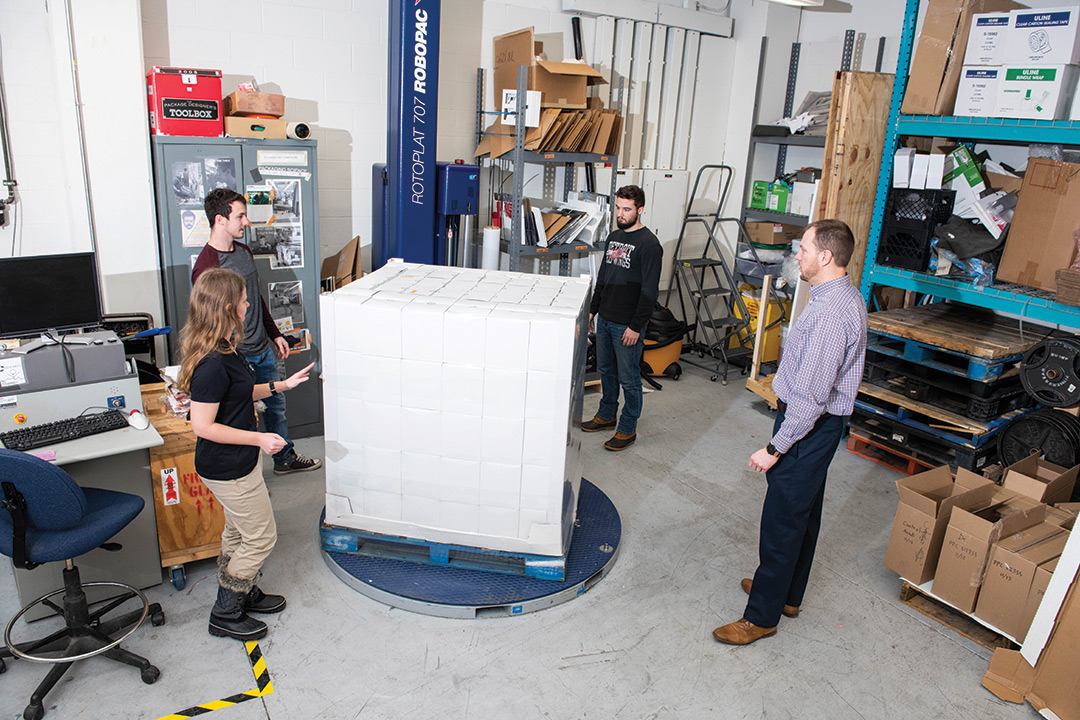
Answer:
[0,448,165,720]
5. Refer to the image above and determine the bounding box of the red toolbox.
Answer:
[147,67,224,137]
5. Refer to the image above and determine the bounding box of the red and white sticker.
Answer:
[161,468,181,506]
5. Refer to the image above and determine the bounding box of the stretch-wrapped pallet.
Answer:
[319,261,589,557]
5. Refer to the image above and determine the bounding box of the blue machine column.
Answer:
[380,0,440,269]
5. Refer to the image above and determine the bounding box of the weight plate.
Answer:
[1019,337,1080,407]
[998,408,1080,467]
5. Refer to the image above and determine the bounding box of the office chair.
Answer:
[0,448,165,720]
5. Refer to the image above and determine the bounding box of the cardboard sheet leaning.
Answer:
[319,261,590,557]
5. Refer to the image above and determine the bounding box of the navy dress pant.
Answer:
[743,409,846,629]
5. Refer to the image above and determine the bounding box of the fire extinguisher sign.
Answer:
[161,468,181,506]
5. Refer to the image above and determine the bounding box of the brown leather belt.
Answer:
[777,400,787,412]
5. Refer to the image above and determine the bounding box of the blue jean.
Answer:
[595,316,647,435]
[743,409,845,628]
[245,346,293,464]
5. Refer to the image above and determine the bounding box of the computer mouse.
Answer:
[127,410,150,430]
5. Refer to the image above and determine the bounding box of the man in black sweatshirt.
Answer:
[584,185,662,451]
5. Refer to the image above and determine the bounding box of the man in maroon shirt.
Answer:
[192,189,320,475]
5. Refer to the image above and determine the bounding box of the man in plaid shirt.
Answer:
[713,219,867,646]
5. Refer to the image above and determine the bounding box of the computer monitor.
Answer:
[0,252,104,339]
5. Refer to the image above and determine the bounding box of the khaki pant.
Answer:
[200,457,277,584]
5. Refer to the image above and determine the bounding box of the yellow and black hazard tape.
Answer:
[156,641,274,720]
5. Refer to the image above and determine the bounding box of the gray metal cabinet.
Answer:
[150,136,323,438]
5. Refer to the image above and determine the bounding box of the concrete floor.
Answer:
[1,368,1041,720]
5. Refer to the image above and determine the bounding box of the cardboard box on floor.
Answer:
[320,236,363,291]
[883,466,997,584]
[1003,455,1080,505]
[974,523,1069,638]
[1017,555,1060,642]
[933,491,1047,612]
[492,27,606,109]
[982,529,1080,720]
[901,0,1028,116]
[997,158,1080,292]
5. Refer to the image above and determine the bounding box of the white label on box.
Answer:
[1007,7,1080,65]
[995,65,1078,119]
[160,468,181,506]
[956,66,1001,117]
[966,13,1010,65]
[501,90,542,128]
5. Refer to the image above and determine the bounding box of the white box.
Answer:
[966,12,1011,65]
[788,181,817,217]
[441,364,485,416]
[925,153,947,190]
[320,263,588,557]
[956,66,1003,117]
[909,154,930,190]
[893,148,916,188]
[440,412,482,460]
[1006,7,1080,65]
[994,65,1080,119]
[401,359,442,411]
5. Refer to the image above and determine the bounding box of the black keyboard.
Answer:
[0,410,129,451]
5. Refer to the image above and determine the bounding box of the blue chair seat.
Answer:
[0,487,144,564]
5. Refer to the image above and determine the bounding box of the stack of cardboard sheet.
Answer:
[475,108,622,159]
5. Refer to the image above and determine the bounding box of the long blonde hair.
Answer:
[178,268,246,392]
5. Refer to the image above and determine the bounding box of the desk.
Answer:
[4,376,165,619]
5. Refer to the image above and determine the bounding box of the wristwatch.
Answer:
[269,381,279,395]
[765,443,783,458]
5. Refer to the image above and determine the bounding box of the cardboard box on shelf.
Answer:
[766,182,791,213]
[943,145,987,193]
[966,12,1012,64]
[320,236,363,291]
[933,492,1047,612]
[998,158,1080,291]
[788,181,818,217]
[224,116,287,139]
[883,465,997,584]
[993,65,1080,120]
[492,27,606,109]
[1005,6,1080,65]
[956,66,1003,116]
[1003,455,1080,504]
[750,181,770,210]
[974,523,1069,638]
[744,222,803,246]
[894,148,917,188]
[147,67,223,137]
[902,0,1027,116]
[222,91,286,118]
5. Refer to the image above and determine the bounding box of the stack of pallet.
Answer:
[848,303,1051,474]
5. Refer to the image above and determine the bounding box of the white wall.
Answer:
[0,0,164,330]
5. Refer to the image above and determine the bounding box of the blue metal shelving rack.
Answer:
[860,0,1080,331]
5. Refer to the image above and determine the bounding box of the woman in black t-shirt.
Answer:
[178,268,315,641]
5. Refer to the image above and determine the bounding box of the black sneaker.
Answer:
[273,453,322,475]
[245,586,286,614]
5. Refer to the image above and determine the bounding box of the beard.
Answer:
[616,215,637,229]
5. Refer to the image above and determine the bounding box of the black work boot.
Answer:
[209,584,267,640]
[245,586,286,614]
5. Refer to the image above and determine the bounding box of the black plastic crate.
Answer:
[876,188,956,272]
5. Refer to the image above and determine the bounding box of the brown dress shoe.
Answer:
[604,432,636,451]
[740,578,800,618]
[581,416,617,433]
[712,618,777,645]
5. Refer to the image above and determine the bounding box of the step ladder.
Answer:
[665,164,787,385]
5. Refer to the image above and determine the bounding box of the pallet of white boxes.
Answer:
[319,260,590,568]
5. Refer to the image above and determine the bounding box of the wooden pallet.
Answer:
[899,581,1017,651]
[867,304,1057,381]
[846,432,934,475]
[320,522,568,581]
[848,410,998,472]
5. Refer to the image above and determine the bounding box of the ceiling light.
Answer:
[764,0,825,7]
